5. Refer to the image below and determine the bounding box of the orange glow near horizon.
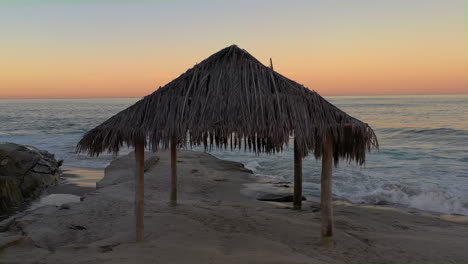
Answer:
[0,1,467,99]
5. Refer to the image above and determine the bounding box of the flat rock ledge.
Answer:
[0,142,62,214]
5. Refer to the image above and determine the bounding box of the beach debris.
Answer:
[310,205,320,213]
[214,178,228,182]
[59,203,71,210]
[143,156,159,172]
[98,242,121,253]
[271,181,291,185]
[68,224,86,230]
[257,193,306,203]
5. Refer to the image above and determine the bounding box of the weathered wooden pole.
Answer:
[170,140,177,205]
[134,141,145,242]
[321,135,334,238]
[293,138,303,210]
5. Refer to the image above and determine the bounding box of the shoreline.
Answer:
[5,148,468,219]
[51,166,104,194]
[1,151,468,263]
[244,174,468,224]
[3,151,467,225]
[0,166,102,222]
[4,156,466,226]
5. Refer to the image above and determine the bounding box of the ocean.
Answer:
[0,95,467,215]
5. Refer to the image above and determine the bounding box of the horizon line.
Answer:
[1,93,467,100]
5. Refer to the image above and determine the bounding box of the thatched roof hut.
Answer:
[77,45,378,241]
[78,45,378,162]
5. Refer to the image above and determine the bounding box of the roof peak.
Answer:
[204,44,262,66]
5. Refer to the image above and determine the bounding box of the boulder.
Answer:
[0,143,62,213]
[0,177,23,213]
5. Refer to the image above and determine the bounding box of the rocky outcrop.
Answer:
[0,143,62,213]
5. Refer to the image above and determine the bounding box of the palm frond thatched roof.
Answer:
[77,45,378,164]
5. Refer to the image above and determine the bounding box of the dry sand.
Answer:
[1,150,467,264]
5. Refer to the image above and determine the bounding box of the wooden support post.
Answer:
[293,138,302,210]
[170,140,177,205]
[134,142,145,242]
[321,135,334,238]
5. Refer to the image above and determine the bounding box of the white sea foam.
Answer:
[244,161,262,172]
[345,185,468,215]
[407,191,468,215]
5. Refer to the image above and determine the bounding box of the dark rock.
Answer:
[0,143,62,213]
[68,224,86,230]
[143,156,159,172]
[374,200,394,206]
[257,193,307,203]
[0,144,41,176]
[59,203,71,210]
[98,243,120,253]
[310,205,320,212]
[31,159,57,174]
[271,181,291,185]
[0,177,23,212]
[214,178,228,182]
[240,167,253,174]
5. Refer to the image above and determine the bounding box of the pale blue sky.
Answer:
[1,0,466,98]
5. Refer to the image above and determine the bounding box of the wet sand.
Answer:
[52,167,104,194]
[26,168,103,211]
[1,151,468,263]
[0,167,100,223]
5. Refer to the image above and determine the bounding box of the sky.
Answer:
[0,0,467,99]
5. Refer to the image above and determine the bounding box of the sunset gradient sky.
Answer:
[0,0,467,98]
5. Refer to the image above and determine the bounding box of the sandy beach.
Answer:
[2,1,467,263]
[0,150,467,264]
